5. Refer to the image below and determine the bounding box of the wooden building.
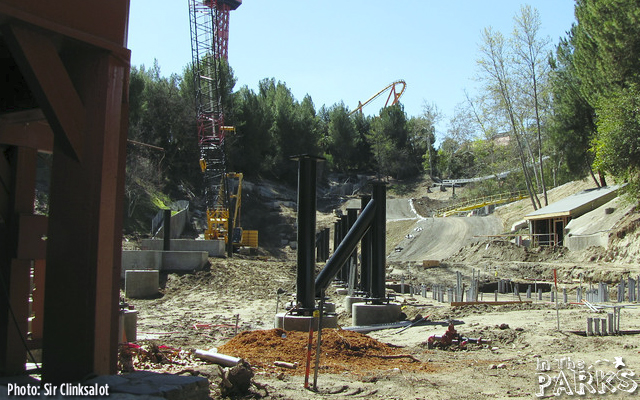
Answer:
[524,186,621,247]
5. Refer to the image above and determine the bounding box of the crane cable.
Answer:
[348,80,407,116]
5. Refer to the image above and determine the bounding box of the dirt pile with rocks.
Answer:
[218,328,434,375]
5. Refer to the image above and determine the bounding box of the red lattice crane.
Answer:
[188,0,243,243]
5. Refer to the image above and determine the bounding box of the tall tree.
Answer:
[548,34,600,186]
[325,103,360,171]
[366,104,416,179]
[572,0,640,192]
[477,27,541,209]
[513,5,551,205]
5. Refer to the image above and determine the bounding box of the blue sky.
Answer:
[127,1,576,135]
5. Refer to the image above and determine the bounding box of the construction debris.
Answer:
[427,323,492,350]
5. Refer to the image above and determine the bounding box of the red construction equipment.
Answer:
[188,1,257,249]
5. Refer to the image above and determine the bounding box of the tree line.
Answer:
[125,0,640,229]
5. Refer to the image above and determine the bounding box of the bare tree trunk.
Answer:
[587,162,601,187]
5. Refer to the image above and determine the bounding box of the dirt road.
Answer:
[386,198,503,262]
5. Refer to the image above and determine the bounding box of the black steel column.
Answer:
[371,182,387,303]
[339,214,349,281]
[315,199,375,294]
[294,155,323,312]
[163,209,171,251]
[323,228,330,261]
[333,220,340,257]
[360,195,372,295]
[347,208,359,290]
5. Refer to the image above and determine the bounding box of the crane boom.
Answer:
[188,0,239,242]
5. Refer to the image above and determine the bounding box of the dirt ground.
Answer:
[123,179,640,399]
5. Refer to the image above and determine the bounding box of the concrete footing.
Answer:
[352,303,402,326]
[322,302,336,313]
[121,250,209,278]
[274,313,338,331]
[336,288,349,295]
[141,239,225,257]
[119,309,138,343]
[125,270,159,299]
[344,296,367,314]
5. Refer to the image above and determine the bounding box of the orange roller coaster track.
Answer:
[348,80,406,116]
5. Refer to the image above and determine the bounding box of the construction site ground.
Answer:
[125,179,640,399]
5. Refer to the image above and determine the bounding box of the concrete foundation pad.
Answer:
[336,288,349,295]
[274,313,338,331]
[141,239,224,257]
[352,303,402,326]
[161,251,208,273]
[119,309,138,343]
[125,270,159,299]
[121,250,209,278]
[344,296,367,314]
[322,302,336,313]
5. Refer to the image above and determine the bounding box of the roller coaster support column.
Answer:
[371,182,387,303]
[360,196,372,294]
[293,155,324,313]
[346,208,359,293]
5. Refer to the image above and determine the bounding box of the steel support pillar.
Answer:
[0,0,130,383]
[360,196,372,295]
[39,52,129,382]
[293,155,323,313]
[347,208,359,292]
[163,209,171,251]
[333,220,341,254]
[371,182,387,303]
[315,200,375,295]
[339,215,349,281]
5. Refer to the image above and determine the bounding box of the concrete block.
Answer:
[274,313,338,331]
[141,239,224,257]
[565,232,608,252]
[119,309,138,343]
[125,270,159,299]
[352,303,402,326]
[162,251,208,273]
[121,250,209,278]
[344,296,367,315]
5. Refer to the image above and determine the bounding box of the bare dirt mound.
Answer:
[218,328,434,375]
[447,239,569,264]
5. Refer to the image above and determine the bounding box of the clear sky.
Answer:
[127,1,576,135]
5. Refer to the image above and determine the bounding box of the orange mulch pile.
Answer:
[218,328,437,375]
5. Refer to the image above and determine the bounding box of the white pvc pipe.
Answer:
[195,349,240,367]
